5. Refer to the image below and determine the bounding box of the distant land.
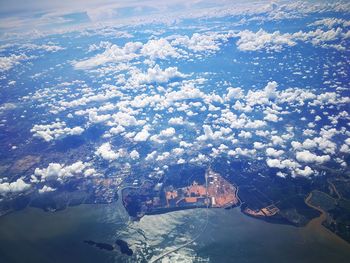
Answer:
[1,158,349,244]
[121,160,350,243]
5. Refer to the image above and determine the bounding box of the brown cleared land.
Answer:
[164,169,239,209]
[185,182,206,197]
[10,155,41,174]
[207,169,239,208]
[244,204,279,217]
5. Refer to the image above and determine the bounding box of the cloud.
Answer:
[238,131,252,139]
[235,29,296,51]
[190,153,209,163]
[110,111,140,127]
[233,101,252,112]
[270,135,284,146]
[197,124,225,141]
[109,125,125,135]
[245,81,278,106]
[95,142,119,161]
[134,129,150,142]
[340,144,350,153]
[266,158,285,169]
[34,161,92,181]
[171,32,229,52]
[293,166,314,177]
[165,83,205,104]
[75,38,180,70]
[58,84,123,110]
[145,150,157,161]
[23,43,65,52]
[156,151,171,162]
[253,142,265,149]
[291,135,337,155]
[86,6,119,22]
[266,147,284,158]
[309,18,350,28]
[38,185,56,194]
[0,44,62,72]
[235,27,349,52]
[160,127,176,137]
[74,42,142,69]
[228,147,256,157]
[31,122,84,142]
[296,150,330,164]
[141,38,180,59]
[266,158,300,170]
[129,64,186,85]
[0,102,16,112]
[130,150,140,160]
[1,1,349,202]
[0,178,31,195]
[88,111,111,124]
[0,53,30,71]
[169,116,185,125]
[172,147,185,156]
[226,87,244,101]
[264,113,279,122]
[84,168,97,177]
[2,0,348,39]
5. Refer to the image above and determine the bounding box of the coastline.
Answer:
[305,192,350,247]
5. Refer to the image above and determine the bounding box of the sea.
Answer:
[0,198,349,263]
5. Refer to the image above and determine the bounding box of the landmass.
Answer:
[121,159,350,243]
[0,175,121,217]
[306,182,350,243]
[84,239,133,256]
[1,158,350,244]
[122,168,239,218]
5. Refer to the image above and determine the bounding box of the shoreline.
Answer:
[305,192,350,247]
